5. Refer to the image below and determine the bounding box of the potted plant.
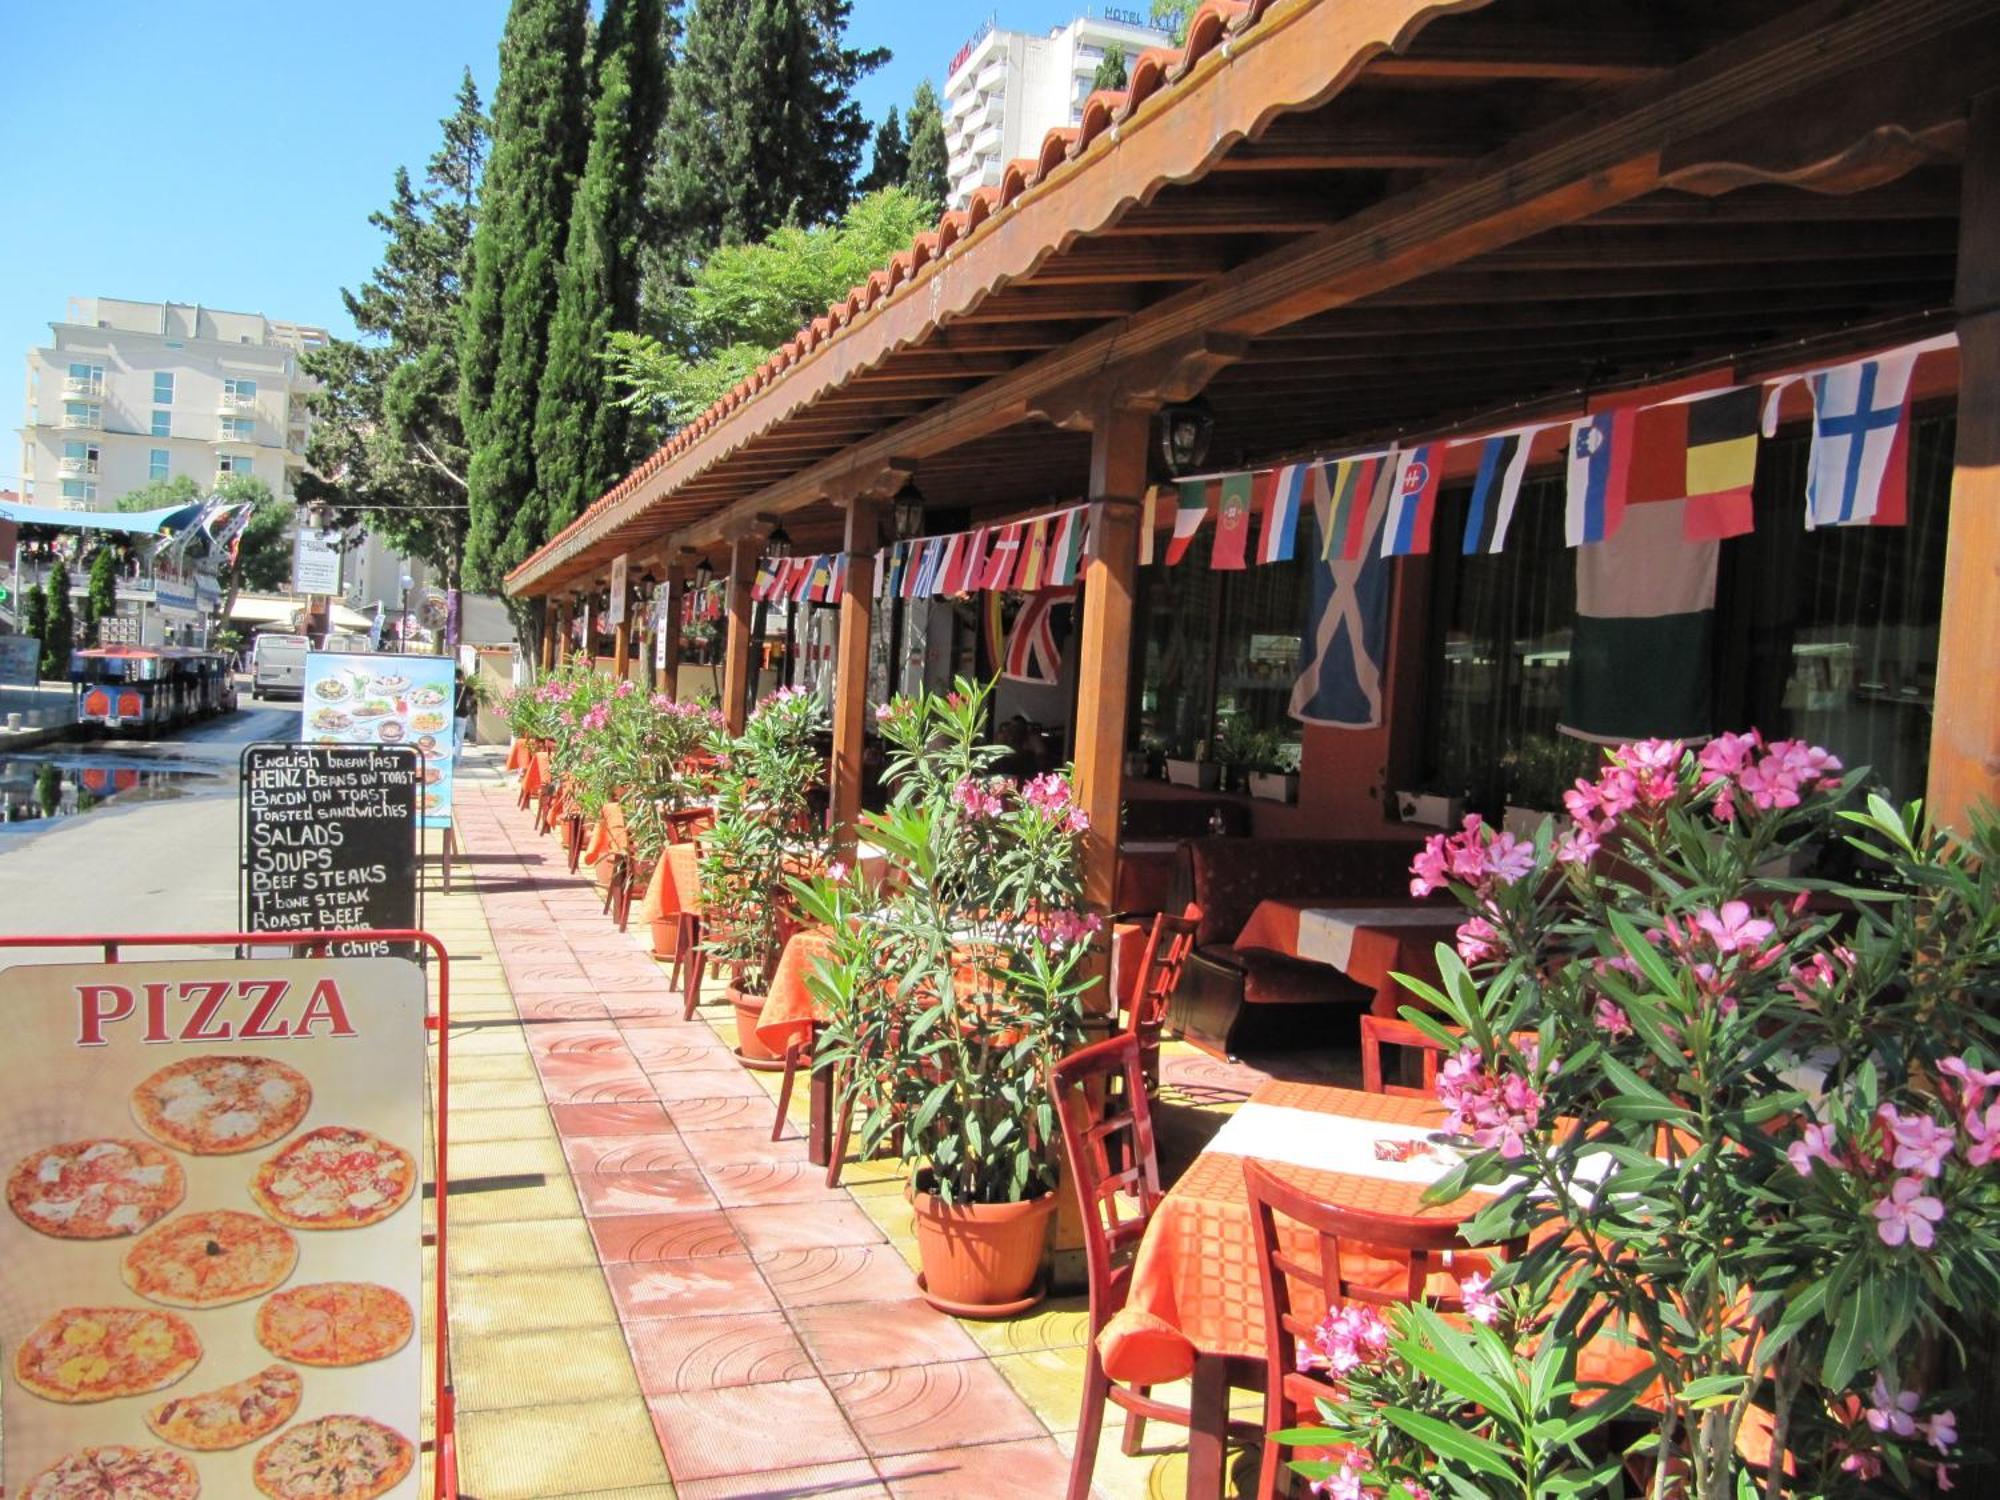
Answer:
[698,688,827,1064]
[1281,734,2000,1499]
[1212,715,1268,796]
[1495,732,1593,840]
[799,678,1096,1316]
[1242,728,1300,804]
[621,697,726,947]
[1166,743,1220,790]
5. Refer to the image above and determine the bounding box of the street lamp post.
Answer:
[398,573,414,655]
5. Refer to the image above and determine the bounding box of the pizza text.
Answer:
[76,978,360,1046]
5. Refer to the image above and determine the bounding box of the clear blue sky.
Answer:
[0,0,1100,492]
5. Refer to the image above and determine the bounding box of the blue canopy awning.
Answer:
[0,500,203,536]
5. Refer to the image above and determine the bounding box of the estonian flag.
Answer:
[1256,464,1307,565]
[1165,482,1212,566]
[1211,472,1253,570]
[1320,455,1385,562]
[1683,387,1760,540]
[1459,428,1540,554]
[1565,408,1636,546]
[1380,444,1442,558]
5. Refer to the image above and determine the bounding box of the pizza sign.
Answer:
[0,957,426,1499]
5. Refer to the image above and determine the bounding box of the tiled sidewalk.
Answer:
[441,763,1268,1499]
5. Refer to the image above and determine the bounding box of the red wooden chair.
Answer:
[1358,1014,1464,1099]
[662,806,714,997]
[1051,1035,1261,1500]
[1125,904,1201,1087]
[1244,1159,1497,1499]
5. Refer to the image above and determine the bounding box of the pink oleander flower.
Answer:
[1617,738,1685,805]
[1838,1447,1885,1481]
[1409,837,1451,898]
[826,861,848,883]
[1040,909,1103,950]
[1782,948,1852,1004]
[1693,901,1777,957]
[1939,1056,2000,1099]
[1299,1303,1391,1378]
[1454,915,1502,965]
[950,777,1005,820]
[1484,831,1534,884]
[1921,1409,1958,1454]
[1880,1105,1955,1179]
[1407,816,1528,899]
[1312,1465,1375,1500]
[1938,1463,1957,1490]
[874,702,894,721]
[1592,994,1632,1039]
[1555,825,1600,867]
[614,679,637,698]
[1787,1120,1843,1177]
[1963,1102,2000,1167]
[1872,1177,1944,1249]
[1398,1485,1432,1500]
[1437,1046,1543,1160]
[1866,1377,1922,1438]
[1459,1272,1502,1326]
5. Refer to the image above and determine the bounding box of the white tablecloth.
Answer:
[1296,906,1457,970]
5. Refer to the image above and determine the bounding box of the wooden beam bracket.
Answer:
[1027,332,1250,430]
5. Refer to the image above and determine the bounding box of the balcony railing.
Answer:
[57,458,99,477]
[59,411,102,431]
[63,376,104,398]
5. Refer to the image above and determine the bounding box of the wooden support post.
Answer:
[1072,403,1148,1004]
[721,537,759,736]
[1930,90,2000,835]
[611,595,631,681]
[553,599,570,669]
[830,498,885,852]
[661,564,687,702]
[539,599,556,673]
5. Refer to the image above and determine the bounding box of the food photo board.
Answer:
[0,957,427,1499]
[303,651,455,831]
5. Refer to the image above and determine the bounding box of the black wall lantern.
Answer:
[766,524,793,560]
[893,483,926,541]
[692,556,714,591]
[1158,398,1215,477]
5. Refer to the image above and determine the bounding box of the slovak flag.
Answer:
[1565,408,1637,546]
[1379,444,1442,557]
[1257,463,1308,564]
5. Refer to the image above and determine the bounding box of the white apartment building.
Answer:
[942,7,1172,209]
[18,297,325,512]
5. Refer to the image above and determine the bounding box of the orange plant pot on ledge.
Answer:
[908,1182,1056,1318]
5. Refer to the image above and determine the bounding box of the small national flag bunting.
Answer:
[1018,517,1050,593]
[1801,348,1923,529]
[980,523,1024,590]
[1565,408,1637,546]
[1045,508,1085,587]
[1380,444,1442,558]
[1459,428,1540,555]
[1321,454,1385,562]
[1682,387,1760,540]
[1166,481,1213,566]
[1257,464,1307,565]
[1211,472,1254,571]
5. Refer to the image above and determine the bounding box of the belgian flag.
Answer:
[1682,387,1760,540]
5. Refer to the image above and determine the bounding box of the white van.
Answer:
[252,633,310,700]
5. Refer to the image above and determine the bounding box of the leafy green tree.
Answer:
[607,188,937,432]
[115,475,201,513]
[460,0,591,594]
[1091,42,1128,92]
[208,476,289,627]
[301,72,488,586]
[84,548,118,647]
[903,80,949,208]
[533,0,670,537]
[857,106,907,194]
[1149,0,1193,44]
[41,560,73,679]
[23,583,48,666]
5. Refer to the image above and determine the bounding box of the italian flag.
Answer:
[1166,481,1214,566]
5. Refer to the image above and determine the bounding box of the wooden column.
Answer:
[830,498,885,852]
[1072,403,1148,1003]
[721,537,759,735]
[538,599,556,673]
[1930,90,2000,835]
[660,564,687,702]
[611,587,632,680]
[553,599,570,669]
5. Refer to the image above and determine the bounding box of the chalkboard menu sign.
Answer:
[240,743,421,956]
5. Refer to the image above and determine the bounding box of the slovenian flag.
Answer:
[1459,428,1541,554]
[1165,481,1212,566]
[1565,408,1637,546]
[1257,464,1308,564]
[1320,455,1385,562]
[1210,473,1254,570]
[1380,444,1442,558]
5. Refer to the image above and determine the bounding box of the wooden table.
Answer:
[1232,897,1460,1016]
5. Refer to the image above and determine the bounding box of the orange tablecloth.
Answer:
[754,929,838,1055]
[506,739,530,773]
[583,812,614,867]
[1233,897,1459,1017]
[638,841,704,925]
[521,752,549,800]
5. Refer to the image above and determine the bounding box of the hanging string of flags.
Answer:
[1140,330,1956,569]
[749,503,1093,606]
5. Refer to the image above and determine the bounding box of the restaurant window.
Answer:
[1130,530,1312,768]
[1419,415,1955,809]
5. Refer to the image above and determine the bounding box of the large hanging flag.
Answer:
[1292,450,1392,727]
[1003,588,1073,684]
[1257,464,1308,565]
[1560,497,1717,744]
[1380,443,1442,557]
[1320,454,1386,562]
[1458,427,1541,554]
[1210,472,1255,570]
[1165,481,1213,566]
[1682,386,1760,540]
[1565,408,1637,546]
[1798,346,1925,528]
[1045,508,1086,587]
[1017,517,1051,593]
[979,522,1025,590]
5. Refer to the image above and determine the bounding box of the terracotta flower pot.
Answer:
[907,1182,1056,1318]
[728,982,783,1068]
[651,918,677,962]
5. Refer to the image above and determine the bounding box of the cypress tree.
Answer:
[857,107,907,194]
[85,548,118,646]
[459,0,591,594]
[533,0,670,535]
[904,80,949,208]
[23,583,48,669]
[42,560,74,680]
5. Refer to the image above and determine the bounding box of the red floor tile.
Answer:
[754,1246,927,1308]
[623,1034,738,1070]
[874,1437,1080,1497]
[627,1310,815,1394]
[646,1067,771,1102]
[790,1297,984,1375]
[539,1074,659,1106]
[575,1167,722,1217]
[667,1097,784,1132]
[549,1100,674,1136]
[589,1209,748,1263]
[828,1360,1046,1457]
[516,995,613,1022]
[727,1202,889,1255]
[560,1132,698,1175]
[526,1026,638,1062]
[648,1378,866,1482]
[605,1255,781,1322]
[678,1127,806,1169]
[704,1160,838,1208]
[674,1460,889,1499]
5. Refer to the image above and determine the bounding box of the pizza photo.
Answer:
[256,1282,413,1367]
[122,1210,299,1307]
[13,1305,202,1403]
[131,1055,312,1156]
[251,1126,415,1231]
[22,1444,200,1500]
[254,1414,415,1500]
[7,1138,185,1240]
[147,1364,303,1451]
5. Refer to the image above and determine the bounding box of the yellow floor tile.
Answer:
[455,1397,672,1500]
[448,1136,570,1181]
[453,1324,644,1412]
[992,1347,1089,1433]
[444,1173,581,1225]
[963,1297,1091,1355]
[450,1267,621,1337]
[452,1079,555,1110]
[448,1216,601,1274]
[448,1106,556,1143]
[439,1051,540,1081]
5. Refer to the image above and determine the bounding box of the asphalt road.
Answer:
[0,690,301,962]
